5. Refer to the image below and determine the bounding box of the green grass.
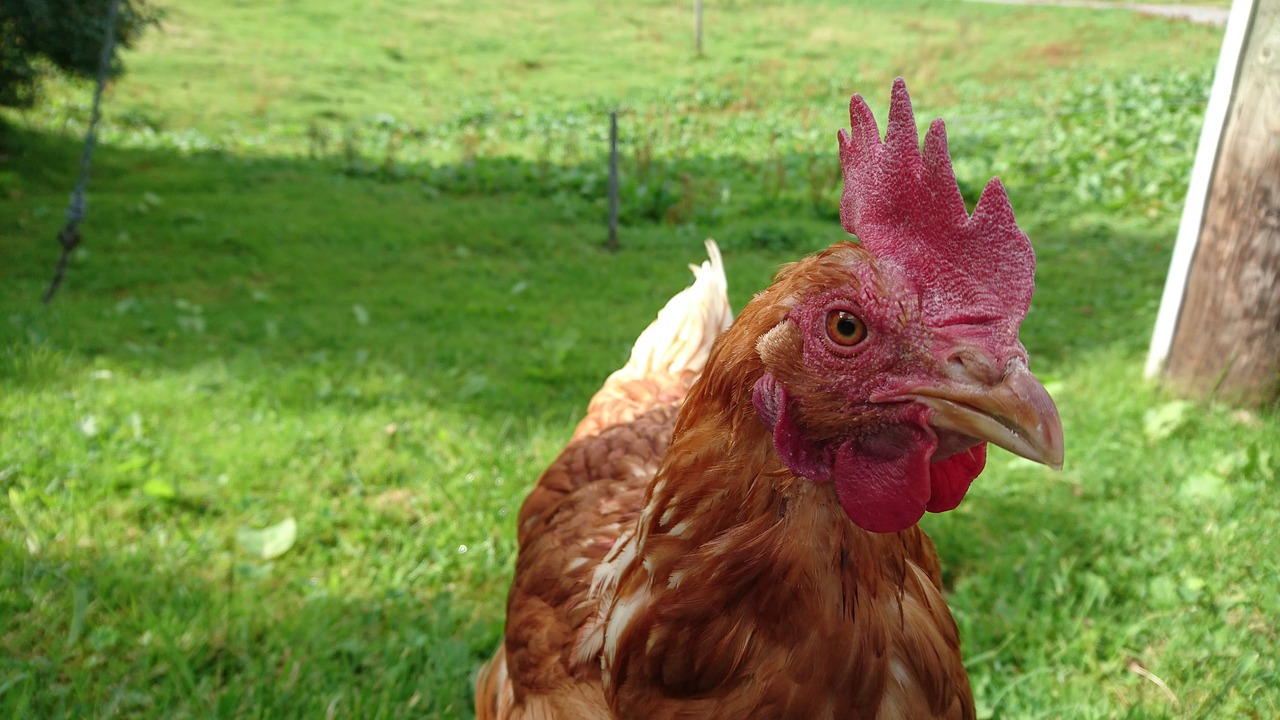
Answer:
[2,1,1277,718]
[31,0,1223,128]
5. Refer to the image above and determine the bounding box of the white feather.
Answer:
[602,239,733,385]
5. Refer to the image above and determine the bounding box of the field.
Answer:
[1,0,1276,718]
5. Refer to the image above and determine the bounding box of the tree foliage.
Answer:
[0,0,160,109]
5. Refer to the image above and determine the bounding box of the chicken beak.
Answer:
[908,359,1065,470]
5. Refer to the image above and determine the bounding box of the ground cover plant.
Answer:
[1,1,1275,718]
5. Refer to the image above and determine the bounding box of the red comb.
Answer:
[838,78,1035,341]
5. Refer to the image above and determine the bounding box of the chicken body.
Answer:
[478,243,973,720]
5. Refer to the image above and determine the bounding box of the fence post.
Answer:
[607,111,620,251]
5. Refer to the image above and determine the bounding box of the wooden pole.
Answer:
[695,0,704,56]
[1149,0,1280,405]
[607,111,620,251]
[1146,0,1257,376]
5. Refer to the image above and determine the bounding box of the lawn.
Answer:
[1,1,1276,718]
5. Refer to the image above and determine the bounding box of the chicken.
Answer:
[476,78,1065,720]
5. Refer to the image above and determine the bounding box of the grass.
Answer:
[32,0,1222,127]
[1,0,1277,718]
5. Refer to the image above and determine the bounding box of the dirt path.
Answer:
[961,0,1230,26]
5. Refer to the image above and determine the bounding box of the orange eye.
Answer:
[825,310,867,346]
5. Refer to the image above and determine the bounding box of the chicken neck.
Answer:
[599,363,971,718]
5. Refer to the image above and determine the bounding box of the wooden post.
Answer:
[1147,0,1280,406]
[607,111,620,251]
[695,0,704,56]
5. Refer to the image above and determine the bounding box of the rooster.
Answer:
[476,79,1065,720]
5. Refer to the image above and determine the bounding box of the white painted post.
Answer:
[1144,0,1258,378]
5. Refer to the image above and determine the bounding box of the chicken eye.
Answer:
[825,310,867,346]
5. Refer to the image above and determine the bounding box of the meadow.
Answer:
[1,0,1276,718]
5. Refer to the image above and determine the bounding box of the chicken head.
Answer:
[749,79,1064,534]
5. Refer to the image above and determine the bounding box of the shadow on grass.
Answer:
[1,123,1173,401]
[0,538,494,718]
[0,126,821,419]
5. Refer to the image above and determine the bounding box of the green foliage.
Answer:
[951,72,1212,221]
[0,1,1275,718]
[0,0,159,109]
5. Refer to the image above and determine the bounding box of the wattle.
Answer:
[830,427,933,533]
[829,435,985,534]
[926,443,986,513]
